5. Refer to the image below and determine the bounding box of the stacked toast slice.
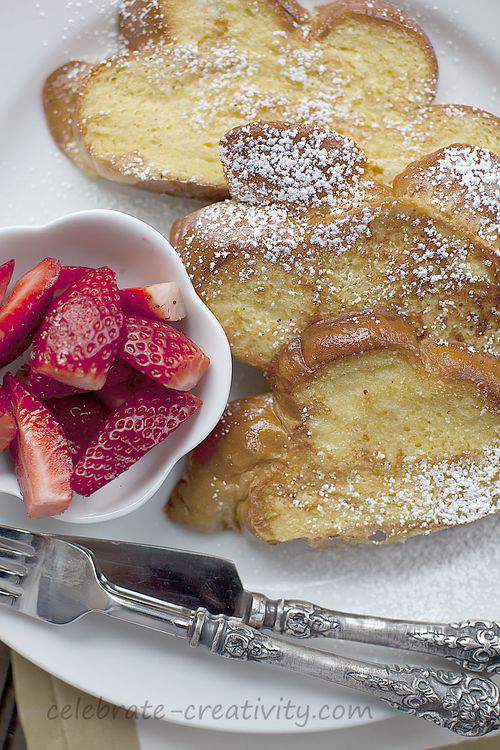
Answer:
[44,0,499,198]
[168,312,499,544]
[173,122,499,369]
[167,121,499,545]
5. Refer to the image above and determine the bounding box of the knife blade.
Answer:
[63,535,251,619]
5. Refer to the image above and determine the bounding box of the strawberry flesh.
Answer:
[18,362,79,400]
[0,259,15,304]
[98,368,150,409]
[0,385,16,452]
[119,315,209,391]
[0,258,61,367]
[46,394,108,457]
[103,357,137,388]
[52,265,91,299]
[29,370,82,400]
[3,374,73,518]
[31,267,123,391]
[120,282,186,322]
[72,387,201,495]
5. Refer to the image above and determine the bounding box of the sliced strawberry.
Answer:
[31,267,123,391]
[52,265,91,299]
[0,258,61,367]
[98,368,150,409]
[0,259,15,304]
[46,394,108,457]
[119,315,210,391]
[72,387,201,496]
[29,370,81,400]
[3,374,73,518]
[120,282,186,322]
[0,385,16,452]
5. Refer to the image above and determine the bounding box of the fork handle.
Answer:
[190,608,500,738]
[248,595,500,674]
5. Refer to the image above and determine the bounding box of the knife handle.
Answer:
[248,595,500,674]
[189,608,500,738]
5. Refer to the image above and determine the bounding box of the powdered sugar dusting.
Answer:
[220,122,372,208]
[291,444,500,537]
[71,0,461,186]
[403,144,500,247]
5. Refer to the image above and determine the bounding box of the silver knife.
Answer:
[0,525,498,738]
[70,535,500,675]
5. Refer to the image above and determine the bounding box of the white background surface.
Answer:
[0,0,498,747]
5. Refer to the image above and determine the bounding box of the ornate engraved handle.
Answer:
[189,609,500,737]
[248,596,500,674]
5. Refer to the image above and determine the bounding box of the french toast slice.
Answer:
[172,122,499,369]
[168,313,500,545]
[44,0,499,197]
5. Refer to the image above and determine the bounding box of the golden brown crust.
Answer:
[42,61,97,176]
[271,311,500,403]
[119,0,172,49]
[73,141,230,200]
[167,394,288,533]
[220,121,373,206]
[420,341,500,402]
[313,0,437,100]
[119,0,312,49]
[392,143,500,249]
[270,312,418,390]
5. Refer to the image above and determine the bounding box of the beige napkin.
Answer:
[11,651,497,750]
[11,652,139,750]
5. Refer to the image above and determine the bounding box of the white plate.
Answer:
[0,0,498,735]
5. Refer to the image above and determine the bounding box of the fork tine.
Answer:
[0,588,21,605]
[0,562,26,580]
[0,546,32,561]
[0,526,36,553]
[0,538,36,561]
[0,526,35,542]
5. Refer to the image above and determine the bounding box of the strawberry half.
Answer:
[0,259,14,304]
[52,265,91,300]
[31,267,123,391]
[120,282,186,322]
[72,387,201,496]
[3,374,73,518]
[46,394,108,457]
[119,315,210,391]
[0,258,61,367]
[0,385,16,452]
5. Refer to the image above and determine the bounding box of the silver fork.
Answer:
[0,525,499,738]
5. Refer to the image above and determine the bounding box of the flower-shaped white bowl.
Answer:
[0,210,231,523]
